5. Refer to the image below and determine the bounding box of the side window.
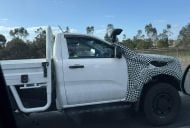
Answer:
[66,37,114,59]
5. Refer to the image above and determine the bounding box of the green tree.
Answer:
[33,27,46,58]
[165,24,172,37]
[4,38,30,60]
[86,26,90,34]
[134,30,145,40]
[157,24,172,48]
[91,26,94,34]
[122,38,136,49]
[107,24,114,31]
[64,26,70,33]
[145,23,157,46]
[104,24,114,42]
[136,39,152,49]
[132,29,152,49]
[122,34,126,41]
[157,39,169,48]
[9,27,29,39]
[0,34,6,47]
[35,27,46,41]
[177,23,190,48]
[86,26,94,35]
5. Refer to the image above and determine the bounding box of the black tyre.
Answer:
[143,83,181,126]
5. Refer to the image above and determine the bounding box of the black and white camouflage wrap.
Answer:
[114,42,183,102]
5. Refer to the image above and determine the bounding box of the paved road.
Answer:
[15,94,190,128]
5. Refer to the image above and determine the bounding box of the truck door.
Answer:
[62,36,128,106]
[182,65,190,95]
[1,27,53,113]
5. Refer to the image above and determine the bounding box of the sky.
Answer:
[0,0,190,41]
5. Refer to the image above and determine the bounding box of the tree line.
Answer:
[122,23,172,49]
[86,23,190,49]
[0,27,46,60]
[0,23,190,60]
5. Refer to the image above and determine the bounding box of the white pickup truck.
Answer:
[1,27,190,126]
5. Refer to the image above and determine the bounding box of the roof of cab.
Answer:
[57,32,112,45]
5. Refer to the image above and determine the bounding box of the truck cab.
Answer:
[54,33,128,108]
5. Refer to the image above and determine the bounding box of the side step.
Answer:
[64,102,132,115]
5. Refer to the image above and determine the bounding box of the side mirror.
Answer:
[110,29,123,43]
[115,46,122,59]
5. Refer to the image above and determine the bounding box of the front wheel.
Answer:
[143,83,181,126]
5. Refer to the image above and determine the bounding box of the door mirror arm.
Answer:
[115,46,122,59]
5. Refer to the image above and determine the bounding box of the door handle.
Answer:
[69,64,84,69]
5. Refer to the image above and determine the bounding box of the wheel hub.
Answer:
[153,93,173,116]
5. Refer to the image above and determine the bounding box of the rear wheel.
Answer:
[143,83,181,126]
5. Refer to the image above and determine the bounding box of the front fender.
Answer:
[125,61,182,102]
[140,67,182,88]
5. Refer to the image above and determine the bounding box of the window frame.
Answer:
[66,36,115,59]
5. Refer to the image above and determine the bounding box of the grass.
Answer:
[136,48,190,71]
